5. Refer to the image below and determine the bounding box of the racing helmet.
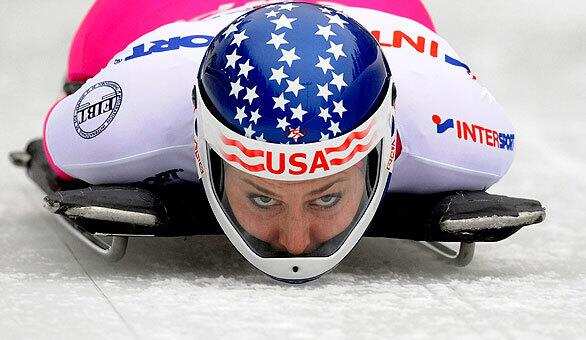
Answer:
[195,2,397,282]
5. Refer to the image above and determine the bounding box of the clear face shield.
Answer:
[209,147,381,258]
[195,87,396,282]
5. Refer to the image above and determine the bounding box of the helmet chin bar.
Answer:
[197,123,395,283]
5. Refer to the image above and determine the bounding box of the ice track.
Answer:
[1,1,585,339]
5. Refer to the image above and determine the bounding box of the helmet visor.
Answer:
[208,146,381,258]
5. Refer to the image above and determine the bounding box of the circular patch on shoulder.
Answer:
[73,81,122,139]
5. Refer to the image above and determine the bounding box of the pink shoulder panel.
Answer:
[67,0,435,82]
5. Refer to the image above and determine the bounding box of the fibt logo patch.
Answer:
[74,81,122,139]
[432,114,514,151]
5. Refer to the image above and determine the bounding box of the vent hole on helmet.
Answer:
[292,266,299,273]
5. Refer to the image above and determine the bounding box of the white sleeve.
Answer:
[43,10,257,185]
[44,22,219,185]
[345,6,516,193]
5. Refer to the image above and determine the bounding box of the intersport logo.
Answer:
[432,114,514,151]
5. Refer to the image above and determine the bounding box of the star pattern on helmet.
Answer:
[315,24,336,41]
[243,86,259,105]
[237,59,255,79]
[216,4,369,143]
[271,14,297,31]
[267,32,288,50]
[285,77,305,97]
[244,124,256,138]
[315,55,334,74]
[279,47,301,67]
[288,126,305,142]
[265,9,279,18]
[325,14,348,28]
[273,93,290,110]
[269,66,289,84]
[318,107,332,122]
[234,106,247,124]
[326,41,346,60]
[231,29,249,47]
[279,3,299,11]
[225,49,241,69]
[328,120,341,136]
[222,23,239,38]
[276,116,290,131]
[317,82,333,101]
[333,99,347,118]
[290,104,307,122]
[330,72,347,92]
[250,109,262,124]
[229,78,244,98]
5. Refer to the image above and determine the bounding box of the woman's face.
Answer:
[224,164,366,255]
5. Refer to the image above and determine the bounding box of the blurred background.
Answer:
[1,1,585,339]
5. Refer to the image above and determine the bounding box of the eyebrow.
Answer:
[307,178,347,196]
[242,178,282,198]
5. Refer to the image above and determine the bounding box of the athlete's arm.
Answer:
[44,20,228,185]
[343,6,515,193]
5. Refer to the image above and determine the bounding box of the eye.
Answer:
[312,194,341,208]
[251,195,278,208]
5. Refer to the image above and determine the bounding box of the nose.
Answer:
[277,212,312,255]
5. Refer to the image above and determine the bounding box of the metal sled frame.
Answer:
[10,150,130,261]
[420,241,475,266]
[54,215,129,262]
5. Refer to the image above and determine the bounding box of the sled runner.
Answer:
[10,139,545,266]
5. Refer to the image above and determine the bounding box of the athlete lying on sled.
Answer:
[11,1,545,283]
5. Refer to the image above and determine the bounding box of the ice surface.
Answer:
[1,1,585,339]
